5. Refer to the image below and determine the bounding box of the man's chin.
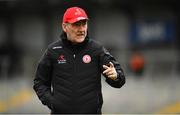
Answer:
[76,37,85,43]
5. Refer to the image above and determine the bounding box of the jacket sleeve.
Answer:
[33,48,53,109]
[100,47,125,88]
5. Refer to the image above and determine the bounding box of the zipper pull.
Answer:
[73,54,76,58]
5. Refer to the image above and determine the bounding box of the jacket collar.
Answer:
[60,32,89,52]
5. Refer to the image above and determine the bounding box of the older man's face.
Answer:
[62,20,88,44]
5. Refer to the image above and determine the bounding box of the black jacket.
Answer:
[33,33,125,114]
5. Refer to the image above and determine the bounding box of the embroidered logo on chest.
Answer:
[82,55,91,63]
[57,54,66,64]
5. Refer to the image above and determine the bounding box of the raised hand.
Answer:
[103,62,117,80]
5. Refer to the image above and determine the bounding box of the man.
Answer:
[33,6,125,114]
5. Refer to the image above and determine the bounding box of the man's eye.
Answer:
[72,21,87,26]
[74,23,80,26]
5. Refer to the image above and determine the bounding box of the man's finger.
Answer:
[106,71,113,76]
[103,68,111,74]
[103,65,109,69]
[109,62,114,68]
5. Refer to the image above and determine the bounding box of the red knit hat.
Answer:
[63,7,88,23]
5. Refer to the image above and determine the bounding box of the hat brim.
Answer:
[68,17,88,23]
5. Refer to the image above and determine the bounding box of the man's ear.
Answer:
[62,23,67,32]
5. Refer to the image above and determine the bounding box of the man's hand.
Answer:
[103,62,117,80]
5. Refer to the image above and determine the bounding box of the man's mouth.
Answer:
[77,33,84,36]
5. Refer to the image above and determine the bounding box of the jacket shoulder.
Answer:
[89,39,103,50]
[47,39,63,50]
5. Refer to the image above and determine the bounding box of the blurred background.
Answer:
[0,0,180,114]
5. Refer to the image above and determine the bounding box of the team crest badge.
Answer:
[83,55,91,63]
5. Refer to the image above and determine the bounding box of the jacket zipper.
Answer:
[72,53,76,111]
